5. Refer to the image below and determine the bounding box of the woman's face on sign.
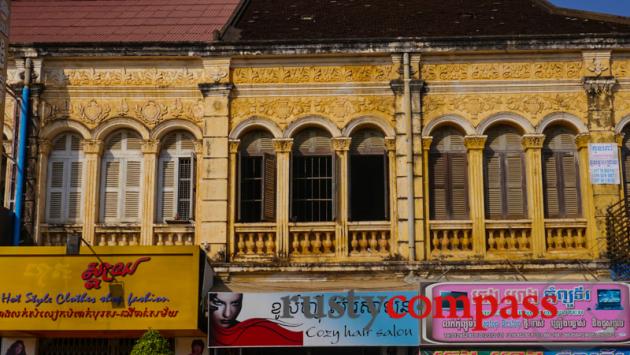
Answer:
[210,293,243,328]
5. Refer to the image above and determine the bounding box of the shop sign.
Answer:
[0,246,201,332]
[421,349,630,355]
[421,282,630,345]
[207,291,420,348]
[589,143,620,184]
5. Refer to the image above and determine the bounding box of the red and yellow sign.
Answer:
[0,246,201,333]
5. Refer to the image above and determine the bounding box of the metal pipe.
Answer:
[12,58,32,246]
[403,53,415,261]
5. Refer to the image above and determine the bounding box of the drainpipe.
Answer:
[12,58,32,246]
[403,53,415,262]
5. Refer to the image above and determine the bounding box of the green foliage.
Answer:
[130,329,173,355]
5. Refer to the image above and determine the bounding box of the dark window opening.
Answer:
[176,157,193,220]
[239,156,263,222]
[291,155,333,222]
[350,154,388,221]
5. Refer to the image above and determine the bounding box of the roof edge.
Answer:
[536,0,630,25]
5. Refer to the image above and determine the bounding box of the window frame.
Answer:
[157,132,196,223]
[99,130,144,224]
[45,134,85,224]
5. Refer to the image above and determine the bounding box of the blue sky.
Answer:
[550,0,630,17]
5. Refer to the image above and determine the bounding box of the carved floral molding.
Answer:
[43,66,229,87]
[232,65,397,84]
[424,93,587,121]
[231,95,395,127]
[421,61,583,81]
[612,60,630,78]
[42,98,205,129]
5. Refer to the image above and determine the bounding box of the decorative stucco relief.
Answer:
[232,65,397,84]
[612,60,630,78]
[614,91,630,120]
[42,98,205,129]
[43,66,229,87]
[421,61,583,81]
[231,95,394,129]
[2,95,14,129]
[424,93,587,123]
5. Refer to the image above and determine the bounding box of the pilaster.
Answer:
[140,139,159,246]
[576,133,597,258]
[273,138,293,258]
[198,68,232,258]
[385,137,398,253]
[464,135,487,257]
[227,139,239,259]
[82,139,103,244]
[33,139,51,244]
[332,137,351,258]
[522,134,546,258]
[582,74,618,258]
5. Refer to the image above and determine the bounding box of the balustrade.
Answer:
[289,224,336,257]
[233,223,277,258]
[153,224,194,246]
[95,226,141,246]
[348,223,391,256]
[545,220,588,252]
[485,221,532,254]
[40,225,82,246]
[429,221,473,258]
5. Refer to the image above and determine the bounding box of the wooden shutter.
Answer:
[350,129,385,155]
[505,153,526,218]
[124,160,142,220]
[383,152,390,220]
[430,154,448,219]
[67,161,82,220]
[160,159,176,221]
[543,152,560,217]
[262,153,276,221]
[47,161,65,221]
[176,157,193,220]
[103,161,120,220]
[294,129,332,155]
[561,152,580,217]
[485,154,503,219]
[450,153,468,219]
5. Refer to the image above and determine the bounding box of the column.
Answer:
[227,139,239,258]
[421,137,432,258]
[576,133,597,256]
[522,134,546,257]
[332,137,351,258]
[33,140,51,244]
[583,73,617,259]
[273,138,292,258]
[198,76,232,259]
[81,139,102,244]
[194,139,205,247]
[464,135,487,257]
[140,139,159,245]
[385,137,398,253]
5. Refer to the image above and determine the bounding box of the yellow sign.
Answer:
[0,246,201,332]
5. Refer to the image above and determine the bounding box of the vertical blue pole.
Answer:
[12,75,30,246]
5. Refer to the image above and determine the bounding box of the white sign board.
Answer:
[589,143,620,184]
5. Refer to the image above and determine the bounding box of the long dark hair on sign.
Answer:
[5,340,26,355]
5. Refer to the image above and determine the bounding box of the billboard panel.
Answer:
[208,291,420,348]
[422,282,630,345]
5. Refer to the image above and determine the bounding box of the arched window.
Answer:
[238,130,275,222]
[622,126,630,197]
[157,131,195,222]
[429,126,468,220]
[484,125,527,219]
[46,133,84,223]
[100,130,143,223]
[542,126,581,218]
[291,128,334,222]
[349,128,388,221]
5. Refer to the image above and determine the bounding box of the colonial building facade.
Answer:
[2,0,630,353]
